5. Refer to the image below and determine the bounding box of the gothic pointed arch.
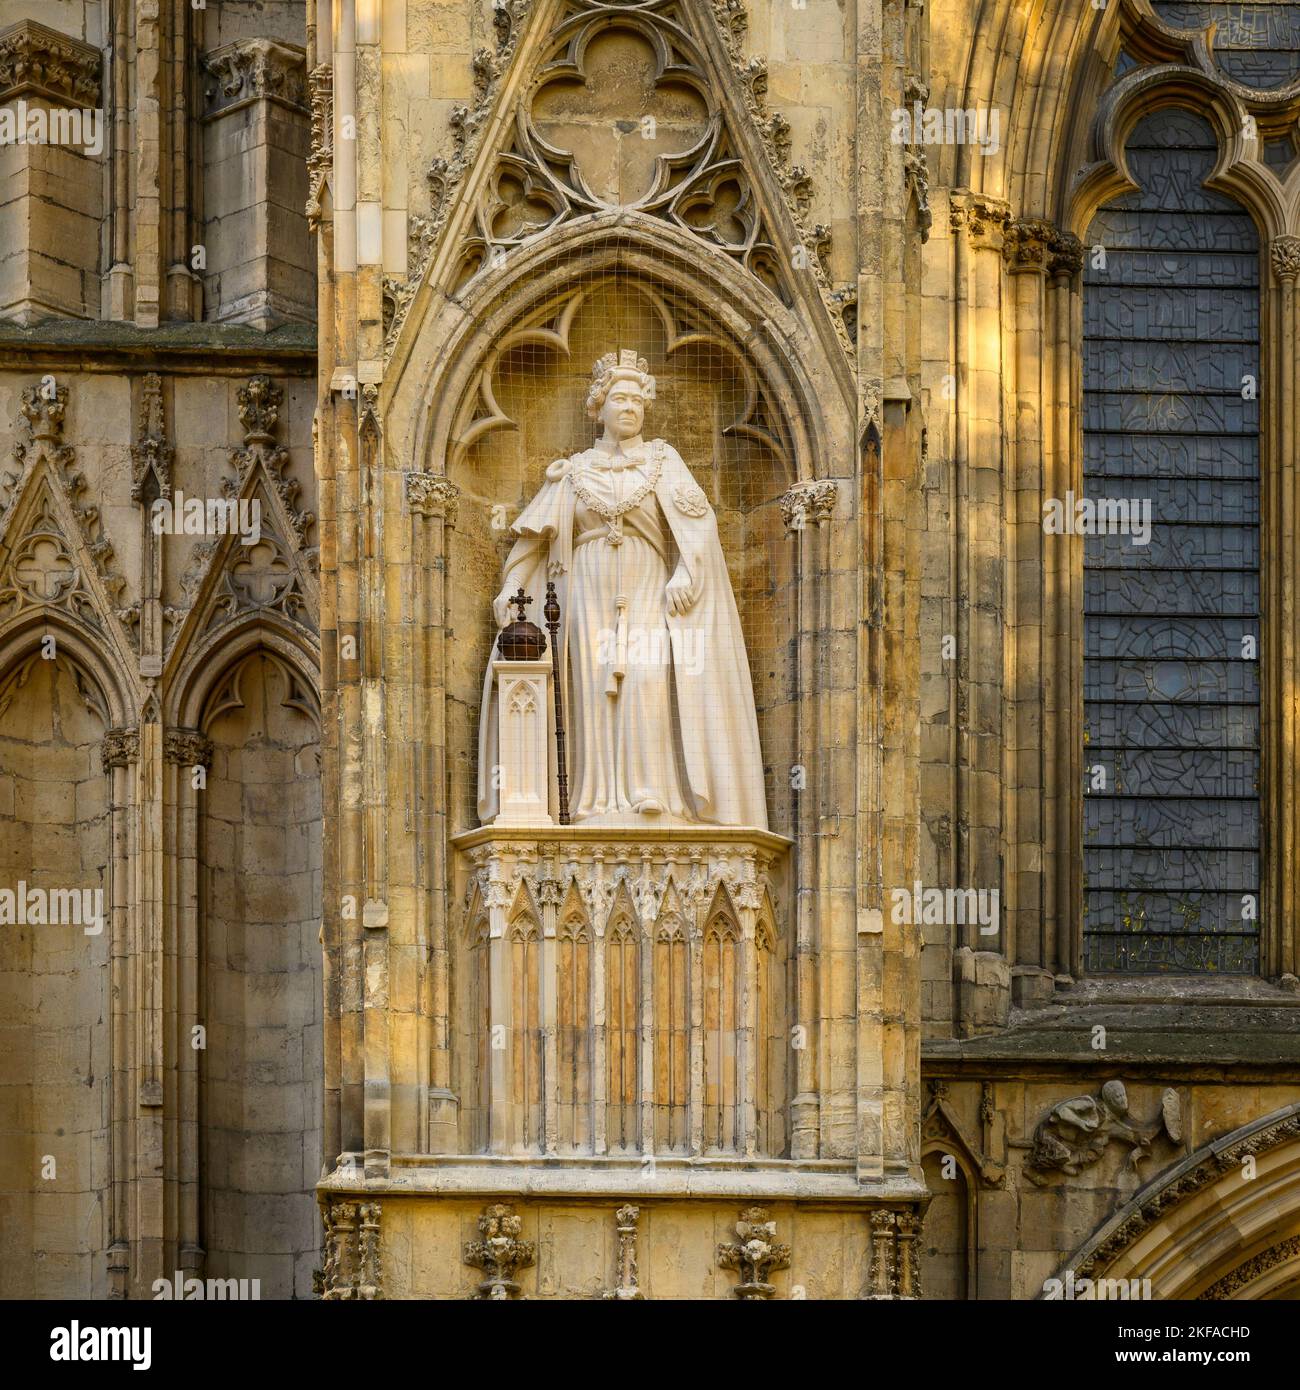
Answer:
[1054,1103,1300,1299]
[384,0,855,377]
[168,375,318,690]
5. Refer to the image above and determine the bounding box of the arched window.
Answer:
[605,911,640,1153]
[703,908,741,1151]
[1082,107,1260,974]
[508,910,543,1150]
[557,907,592,1152]
[653,914,689,1153]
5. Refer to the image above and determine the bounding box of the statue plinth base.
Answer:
[451,823,791,1161]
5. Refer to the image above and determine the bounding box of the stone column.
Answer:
[1046,229,1084,978]
[406,472,460,1151]
[101,729,138,1297]
[164,727,213,1287]
[779,480,836,1159]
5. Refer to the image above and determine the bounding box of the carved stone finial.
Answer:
[20,382,67,444]
[1272,235,1300,284]
[306,63,333,230]
[319,1197,380,1299]
[717,1206,790,1299]
[238,374,283,443]
[130,373,173,502]
[464,1203,535,1300]
[865,1208,898,1299]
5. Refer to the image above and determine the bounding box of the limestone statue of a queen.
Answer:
[477,350,767,830]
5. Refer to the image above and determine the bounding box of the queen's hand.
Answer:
[666,565,696,617]
[493,586,514,629]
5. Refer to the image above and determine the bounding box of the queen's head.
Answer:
[585,350,657,441]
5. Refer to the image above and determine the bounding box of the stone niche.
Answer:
[442,265,805,1164]
[200,36,312,327]
[450,825,791,1162]
[0,19,104,324]
[444,269,801,841]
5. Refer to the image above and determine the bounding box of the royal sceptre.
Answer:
[544,581,571,824]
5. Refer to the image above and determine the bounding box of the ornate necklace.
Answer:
[569,440,664,546]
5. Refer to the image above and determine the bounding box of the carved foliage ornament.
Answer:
[717,1206,790,1299]
[464,1203,535,1299]
[320,1198,383,1300]
[0,19,102,106]
[406,473,460,525]
[1272,236,1300,284]
[778,480,837,533]
[202,38,309,116]
[306,63,333,230]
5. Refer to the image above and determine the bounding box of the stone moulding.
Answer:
[0,19,102,107]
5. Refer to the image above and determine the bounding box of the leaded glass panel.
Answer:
[1152,2,1300,88]
[1082,109,1261,974]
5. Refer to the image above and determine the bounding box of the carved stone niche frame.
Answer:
[459,1,792,294]
[1044,5,1300,982]
[395,220,851,840]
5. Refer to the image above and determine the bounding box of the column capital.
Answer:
[164,728,214,768]
[0,19,102,107]
[950,193,1011,249]
[779,479,838,533]
[101,728,140,772]
[406,472,461,526]
[1272,235,1300,284]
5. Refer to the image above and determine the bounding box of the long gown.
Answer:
[566,448,688,823]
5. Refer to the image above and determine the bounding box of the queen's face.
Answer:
[599,380,645,442]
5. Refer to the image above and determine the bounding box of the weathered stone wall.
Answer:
[0,656,110,1299]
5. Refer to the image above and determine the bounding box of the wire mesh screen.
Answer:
[447,240,798,839]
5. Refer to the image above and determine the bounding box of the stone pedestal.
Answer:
[491,658,553,828]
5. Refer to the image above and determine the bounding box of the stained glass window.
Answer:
[1082,108,1261,973]
[1152,3,1300,89]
